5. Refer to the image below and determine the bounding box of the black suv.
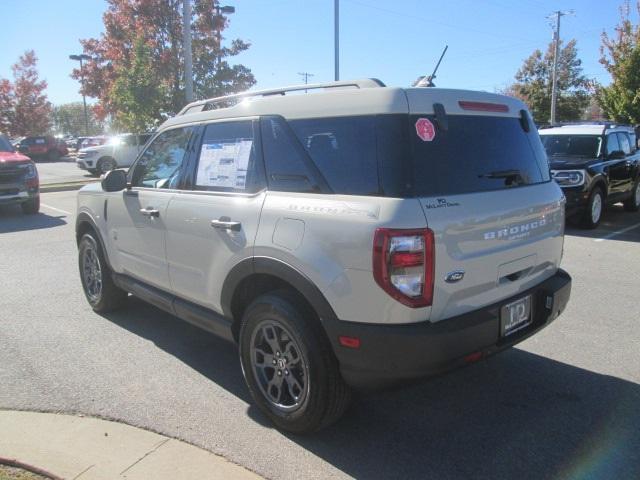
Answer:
[539,123,640,228]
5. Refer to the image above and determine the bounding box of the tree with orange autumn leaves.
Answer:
[0,50,52,137]
[71,0,255,130]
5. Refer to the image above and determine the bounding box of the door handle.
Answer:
[140,208,160,218]
[211,218,242,232]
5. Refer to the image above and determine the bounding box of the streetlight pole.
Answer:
[183,0,194,103]
[214,4,235,68]
[334,0,339,81]
[69,54,91,136]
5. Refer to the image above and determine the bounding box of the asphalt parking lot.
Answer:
[1,190,639,480]
[33,156,95,185]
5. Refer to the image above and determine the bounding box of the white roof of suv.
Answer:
[161,78,528,130]
[539,124,635,136]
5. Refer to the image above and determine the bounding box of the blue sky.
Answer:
[0,0,633,106]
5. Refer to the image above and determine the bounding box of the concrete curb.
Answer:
[40,180,96,193]
[0,410,262,480]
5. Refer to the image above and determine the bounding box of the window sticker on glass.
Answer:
[196,139,252,189]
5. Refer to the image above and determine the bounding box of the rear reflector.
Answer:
[338,336,361,349]
[458,101,509,113]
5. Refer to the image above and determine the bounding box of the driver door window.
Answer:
[132,127,194,189]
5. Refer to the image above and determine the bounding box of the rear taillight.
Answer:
[373,228,434,308]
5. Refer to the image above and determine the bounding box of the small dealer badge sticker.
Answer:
[415,117,436,142]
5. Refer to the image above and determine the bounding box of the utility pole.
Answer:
[548,10,573,125]
[298,72,314,93]
[183,0,194,103]
[298,72,314,84]
[334,0,339,81]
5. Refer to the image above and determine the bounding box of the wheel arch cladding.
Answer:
[75,213,112,269]
[222,257,340,344]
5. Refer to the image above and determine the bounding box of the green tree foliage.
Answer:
[110,37,167,132]
[51,102,104,136]
[506,39,592,124]
[71,0,256,124]
[598,2,640,124]
[0,50,52,136]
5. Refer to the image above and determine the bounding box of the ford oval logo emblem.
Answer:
[445,270,465,283]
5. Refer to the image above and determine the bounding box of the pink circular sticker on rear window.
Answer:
[415,118,436,142]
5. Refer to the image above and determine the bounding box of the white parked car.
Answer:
[76,133,152,176]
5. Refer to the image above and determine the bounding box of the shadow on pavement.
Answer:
[566,204,640,243]
[0,207,66,233]
[103,298,640,480]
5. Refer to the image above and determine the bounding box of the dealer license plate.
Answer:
[500,295,532,337]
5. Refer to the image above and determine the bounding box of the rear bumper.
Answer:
[325,269,571,389]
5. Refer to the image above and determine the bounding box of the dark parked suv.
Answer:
[0,135,40,214]
[539,123,640,228]
[18,136,69,161]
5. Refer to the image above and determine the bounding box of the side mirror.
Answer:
[608,150,625,160]
[101,169,127,192]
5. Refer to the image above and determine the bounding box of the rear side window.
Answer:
[617,132,631,155]
[606,134,620,155]
[193,120,264,193]
[261,116,325,193]
[289,116,379,196]
[409,115,550,196]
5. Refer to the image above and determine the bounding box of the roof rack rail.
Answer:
[177,78,386,115]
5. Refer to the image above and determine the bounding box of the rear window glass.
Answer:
[541,135,601,158]
[410,115,550,196]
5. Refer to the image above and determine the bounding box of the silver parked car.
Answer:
[75,79,572,433]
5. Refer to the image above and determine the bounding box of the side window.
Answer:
[606,133,620,156]
[288,116,380,196]
[193,120,264,193]
[261,116,324,193]
[122,135,137,147]
[131,127,193,189]
[617,133,631,155]
[138,134,151,146]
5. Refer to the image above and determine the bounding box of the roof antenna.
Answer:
[413,45,448,88]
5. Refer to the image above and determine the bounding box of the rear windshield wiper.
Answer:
[478,169,525,186]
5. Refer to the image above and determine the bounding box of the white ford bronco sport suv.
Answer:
[76,79,572,433]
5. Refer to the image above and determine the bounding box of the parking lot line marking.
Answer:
[41,203,72,216]
[594,221,640,242]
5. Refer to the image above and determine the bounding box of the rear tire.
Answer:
[48,150,60,162]
[581,187,604,229]
[21,195,40,214]
[78,233,128,312]
[623,179,640,212]
[239,291,351,433]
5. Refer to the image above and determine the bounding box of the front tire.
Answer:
[239,291,351,434]
[21,195,40,214]
[97,157,116,175]
[623,179,640,212]
[78,233,128,312]
[581,187,604,229]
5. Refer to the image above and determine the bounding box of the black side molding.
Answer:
[113,273,234,342]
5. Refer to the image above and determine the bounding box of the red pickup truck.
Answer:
[0,135,40,213]
[18,135,68,161]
